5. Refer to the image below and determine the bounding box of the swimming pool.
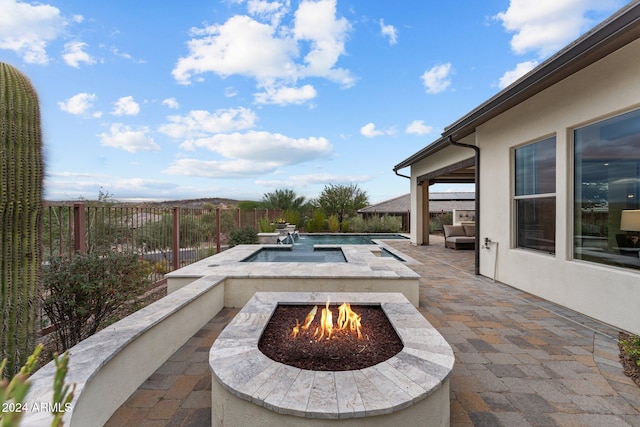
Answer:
[242,233,408,262]
[289,233,406,246]
[242,247,346,263]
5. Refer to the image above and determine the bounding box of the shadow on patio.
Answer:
[106,236,640,427]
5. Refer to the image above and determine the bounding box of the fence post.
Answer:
[236,208,241,229]
[73,202,86,254]
[216,208,221,253]
[173,207,180,270]
[253,208,257,229]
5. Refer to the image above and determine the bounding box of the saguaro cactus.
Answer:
[0,62,44,376]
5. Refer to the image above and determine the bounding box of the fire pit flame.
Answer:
[290,298,362,341]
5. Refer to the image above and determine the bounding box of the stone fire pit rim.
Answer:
[209,291,455,420]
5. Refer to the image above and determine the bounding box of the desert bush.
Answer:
[343,215,402,233]
[305,211,327,232]
[343,216,364,232]
[258,215,276,232]
[429,212,453,233]
[281,209,301,227]
[621,334,640,367]
[328,215,340,232]
[42,250,152,352]
[228,227,258,247]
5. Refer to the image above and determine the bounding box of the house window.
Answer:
[574,109,640,271]
[514,137,556,253]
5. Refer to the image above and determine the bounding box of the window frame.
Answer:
[513,136,557,254]
[572,108,640,271]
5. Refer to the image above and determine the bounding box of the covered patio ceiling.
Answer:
[416,157,476,185]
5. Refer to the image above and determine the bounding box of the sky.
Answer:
[0,0,631,204]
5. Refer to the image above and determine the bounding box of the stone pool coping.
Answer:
[210,292,455,420]
[165,244,422,307]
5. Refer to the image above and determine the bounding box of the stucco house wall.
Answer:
[476,38,640,334]
[409,141,474,244]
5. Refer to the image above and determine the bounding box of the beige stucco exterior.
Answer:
[406,37,640,334]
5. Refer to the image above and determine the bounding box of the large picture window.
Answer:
[574,109,640,271]
[514,137,556,253]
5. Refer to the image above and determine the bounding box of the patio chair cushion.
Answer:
[463,225,476,237]
[443,225,465,238]
[444,224,475,250]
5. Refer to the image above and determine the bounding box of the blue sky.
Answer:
[1,0,630,204]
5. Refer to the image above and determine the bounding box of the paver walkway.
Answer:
[106,237,640,427]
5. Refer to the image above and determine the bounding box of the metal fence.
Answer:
[43,202,282,284]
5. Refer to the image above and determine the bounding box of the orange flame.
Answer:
[337,302,362,339]
[291,305,317,338]
[291,298,362,341]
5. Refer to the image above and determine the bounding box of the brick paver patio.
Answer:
[106,236,640,427]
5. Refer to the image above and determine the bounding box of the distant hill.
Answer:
[45,197,247,208]
[144,197,244,208]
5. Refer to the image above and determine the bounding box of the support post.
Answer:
[173,207,180,270]
[73,202,86,253]
[422,184,430,245]
[216,208,221,254]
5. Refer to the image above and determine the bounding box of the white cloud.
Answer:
[172,15,297,84]
[360,122,394,138]
[99,124,159,153]
[164,158,280,178]
[495,0,622,58]
[179,131,332,165]
[112,96,140,116]
[0,0,69,64]
[405,120,433,136]
[58,92,97,115]
[254,84,317,105]
[256,173,372,188]
[162,98,180,109]
[293,0,353,85]
[159,107,257,139]
[172,0,354,96]
[164,130,333,178]
[110,47,145,64]
[62,41,95,68]
[421,63,452,94]
[498,60,539,89]
[379,19,397,45]
[246,0,290,26]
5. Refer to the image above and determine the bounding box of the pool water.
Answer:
[242,247,346,262]
[293,233,407,248]
[242,234,407,263]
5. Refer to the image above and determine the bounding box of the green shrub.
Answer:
[343,215,402,233]
[344,216,365,232]
[305,211,326,232]
[42,250,152,352]
[228,227,258,247]
[621,334,640,367]
[281,209,301,227]
[328,215,340,232]
[429,212,453,233]
[258,215,276,232]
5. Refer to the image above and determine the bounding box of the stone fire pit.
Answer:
[210,292,454,426]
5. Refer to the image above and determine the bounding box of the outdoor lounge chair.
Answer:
[443,224,475,250]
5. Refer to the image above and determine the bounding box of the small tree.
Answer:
[261,189,305,211]
[316,184,369,229]
[42,251,152,351]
